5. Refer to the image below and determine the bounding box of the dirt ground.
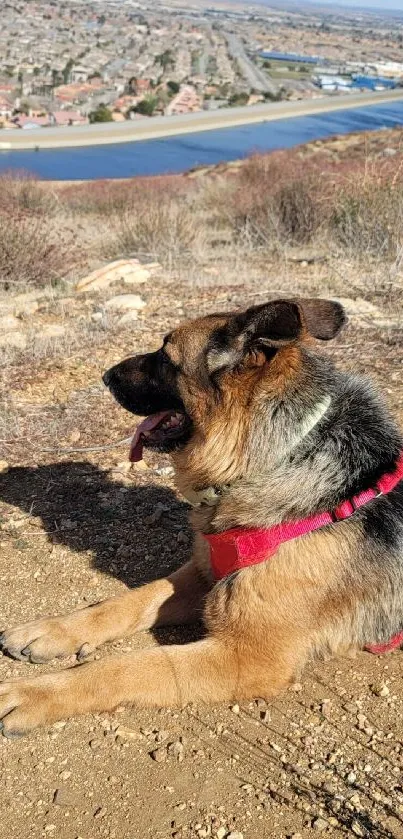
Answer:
[1,266,403,839]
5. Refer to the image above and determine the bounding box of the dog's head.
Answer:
[103,298,346,480]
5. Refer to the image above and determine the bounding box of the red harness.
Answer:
[204,454,403,655]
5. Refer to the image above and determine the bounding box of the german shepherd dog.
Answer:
[1,298,403,737]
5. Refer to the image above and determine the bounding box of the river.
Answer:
[0,99,402,180]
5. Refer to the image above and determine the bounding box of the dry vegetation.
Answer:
[0,134,403,839]
[1,140,403,295]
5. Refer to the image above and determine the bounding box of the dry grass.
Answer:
[0,172,81,290]
[1,147,403,293]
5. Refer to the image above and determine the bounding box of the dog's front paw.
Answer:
[0,674,66,737]
[0,613,97,664]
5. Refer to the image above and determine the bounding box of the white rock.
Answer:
[76,259,153,293]
[105,294,145,312]
[119,310,139,325]
[0,460,9,474]
[0,331,27,349]
[91,311,103,323]
[122,268,151,285]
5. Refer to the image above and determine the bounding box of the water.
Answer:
[0,100,402,181]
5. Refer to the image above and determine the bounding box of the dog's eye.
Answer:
[160,348,181,372]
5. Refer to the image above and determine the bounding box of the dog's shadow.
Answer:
[0,461,198,642]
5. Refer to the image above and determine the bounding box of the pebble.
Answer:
[230,704,240,715]
[150,747,167,763]
[53,787,80,808]
[215,828,226,839]
[0,460,9,474]
[227,833,243,839]
[351,820,365,837]
[104,294,145,312]
[312,817,328,831]
[168,740,185,761]
[114,725,141,742]
[119,310,140,325]
[91,311,103,323]
[371,682,390,697]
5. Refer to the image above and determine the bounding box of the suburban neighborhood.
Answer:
[0,0,403,131]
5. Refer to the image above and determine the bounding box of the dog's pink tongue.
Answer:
[129,412,170,462]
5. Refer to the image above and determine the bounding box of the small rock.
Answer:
[91,311,103,323]
[215,828,226,839]
[119,310,139,325]
[371,682,389,697]
[320,699,331,716]
[93,806,107,820]
[76,259,152,293]
[230,704,240,715]
[351,820,365,837]
[169,740,185,761]
[150,747,167,763]
[105,294,145,312]
[114,725,141,742]
[227,832,243,839]
[312,817,328,831]
[346,771,357,784]
[155,465,175,477]
[0,460,9,475]
[53,787,80,808]
[89,738,102,750]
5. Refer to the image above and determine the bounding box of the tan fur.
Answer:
[0,301,395,735]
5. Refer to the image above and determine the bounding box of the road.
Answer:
[0,89,402,151]
[225,33,278,96]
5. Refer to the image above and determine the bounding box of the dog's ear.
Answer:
[207,301,303,374]
[207,299,346,374]
[297,298,347,340]
[237,298,346,346]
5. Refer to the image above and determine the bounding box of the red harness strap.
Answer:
[203,454,403,655]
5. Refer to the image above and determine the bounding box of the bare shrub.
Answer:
[0,170,59,215]
[104,192,204,267]
[331,183,403,257]
[60,174,186,216]
[0,172,82,289]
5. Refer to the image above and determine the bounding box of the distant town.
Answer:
[1,0,403,132]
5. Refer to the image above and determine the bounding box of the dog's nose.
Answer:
[102,368,113,387]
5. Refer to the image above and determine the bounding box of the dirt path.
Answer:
[1,272,403,839]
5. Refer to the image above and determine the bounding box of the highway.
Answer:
[0,89,402,151]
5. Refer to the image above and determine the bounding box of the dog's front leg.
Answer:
[0,639,237,736]
[0,629,303,737]
[0,560,208,664]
